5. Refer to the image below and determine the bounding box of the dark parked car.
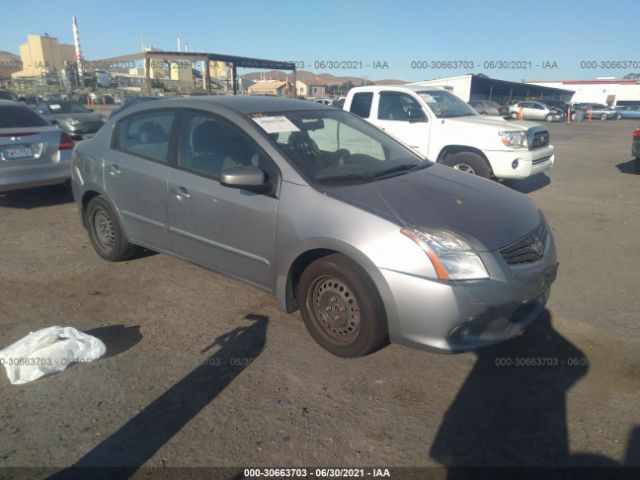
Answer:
[633,126,640,173]
[72,96,558,357]
[0,100,73,192]
[108,96,164,119]
[468,99,508,116]
[571,103,620,120]
[0,89,19,102]
[35,101,105,140]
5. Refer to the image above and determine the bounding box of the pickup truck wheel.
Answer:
[442,152,491,178]
[298,254,388,357]
[85,197,138,262]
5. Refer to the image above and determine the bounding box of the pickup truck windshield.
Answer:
[256,110,429,184]
[418,90,477,119]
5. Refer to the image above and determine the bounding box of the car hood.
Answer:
[441,115,541,132]
[321,164,542,252]
[45,112,105,122]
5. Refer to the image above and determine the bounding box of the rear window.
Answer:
[0,105,49,128]
[350,92,373,118]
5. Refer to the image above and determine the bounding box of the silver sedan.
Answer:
[72,96,558,357]
[0,100,74,192]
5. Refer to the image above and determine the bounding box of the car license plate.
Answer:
[2,146,33,160]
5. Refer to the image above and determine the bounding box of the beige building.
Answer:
[170,61,192,82]
[12,34,75,78]
[295,80,308,97]
[248,80,289,96]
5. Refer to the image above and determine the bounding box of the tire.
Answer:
[600,113,608,121]
[571,112,577,121]
[297,254,388,357]
[545,114,554,122]
[615,113,622,120]
[441,151,492,178]
[85,196,138,261]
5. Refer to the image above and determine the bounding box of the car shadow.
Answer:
[0,185,73,209]
[616,159,639,175]
[502,173,551,194]
[429,310,639,475]
[50,314,268,479]
[84,325,143,359]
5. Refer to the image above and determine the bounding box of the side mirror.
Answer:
[220,165,268,191]
[407,108,427,122]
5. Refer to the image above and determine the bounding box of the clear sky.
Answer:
[1,0,638,82]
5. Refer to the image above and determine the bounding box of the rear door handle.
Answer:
[170,186,191,200]
[106,164,121,176]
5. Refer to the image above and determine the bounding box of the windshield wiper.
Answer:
[316,173,374,184]
[372,162,428,179]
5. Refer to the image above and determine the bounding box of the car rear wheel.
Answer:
[441,152,492,178]
[85,196,138,261]
[298,254,388,357]
[545,114,554,122]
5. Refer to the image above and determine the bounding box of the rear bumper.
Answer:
[0,152,72,193]
[486,145,555,179]
[383,231,558,353]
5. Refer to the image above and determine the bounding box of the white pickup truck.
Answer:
[343,85,555,179]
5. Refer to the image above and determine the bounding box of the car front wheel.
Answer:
[545,114,554,122]
[600,113,608,120]
[298,254,388,357]
[441,152,492,178]
[85,196,138,261]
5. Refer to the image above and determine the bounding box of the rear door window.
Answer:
[115,110,175,163]
[349,92,373,118]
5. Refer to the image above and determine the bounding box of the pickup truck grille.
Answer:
[500,223,548,265]
[530,130,550,150]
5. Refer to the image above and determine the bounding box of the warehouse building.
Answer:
[408,74,573,104]
[526,79,640,106]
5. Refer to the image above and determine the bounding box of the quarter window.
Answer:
[116,110,175,163]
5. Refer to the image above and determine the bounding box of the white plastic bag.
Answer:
[0,326,106,385]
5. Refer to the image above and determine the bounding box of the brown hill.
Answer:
[241,70,407,86]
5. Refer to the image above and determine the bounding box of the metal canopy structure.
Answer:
[469,75,574,103]
[88,50,297,95]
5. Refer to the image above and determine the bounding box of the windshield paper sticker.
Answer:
[252,116,300,134]
[49,104,62,110]
[418,94,436,104]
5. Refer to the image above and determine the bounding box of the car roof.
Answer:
[350,84,448,93]
[118,95,332,116]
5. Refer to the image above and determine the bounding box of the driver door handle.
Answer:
[170,186,191,200]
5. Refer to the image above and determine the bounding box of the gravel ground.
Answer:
[0,119,639,476]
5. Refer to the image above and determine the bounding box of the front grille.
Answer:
[530,130,550,150]
[500,223,548,265]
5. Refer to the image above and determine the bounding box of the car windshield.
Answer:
[256,109,429,184]
[418,90,477,118]
[46,102,90,114]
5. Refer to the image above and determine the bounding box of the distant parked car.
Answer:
[0,100,74,192]
[541,99,571,116]
[615,106,640,120]
[509,101,565,122]
[35,101,105,140]
[0,89,19,102]
[314,98,334,106]
[571,103,620,121]
[108,96,164,119]
[468,99,508,117]
[633,126,640,174]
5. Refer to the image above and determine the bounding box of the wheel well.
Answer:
[437,146,493,174]
[81,190,100,227]
[284,248,340,313]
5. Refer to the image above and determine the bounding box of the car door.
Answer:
[105,109,175,251]
[166,109,279,290]
[371,91,429,156]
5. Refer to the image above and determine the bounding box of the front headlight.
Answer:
[498,131,527,149]
[401,228,489,281]
[67,118,81,126]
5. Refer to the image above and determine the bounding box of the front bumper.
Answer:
[486,145,555,179]
[0,151,72,193]
[382,229,558,353]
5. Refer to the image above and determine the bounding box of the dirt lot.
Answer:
[0,119,639,476]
